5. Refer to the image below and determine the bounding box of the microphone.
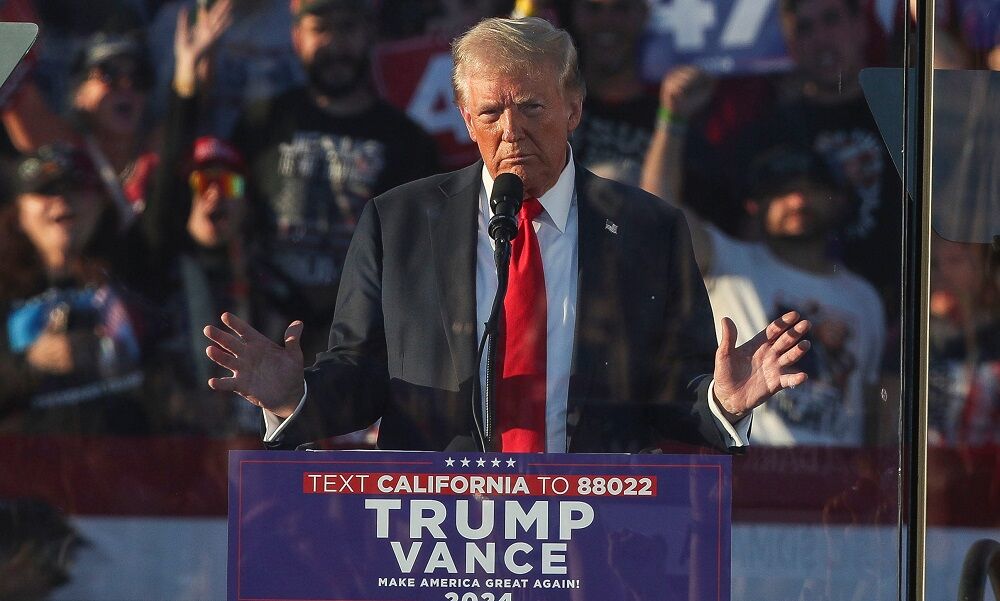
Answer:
[488,173,524,243]
[477,172,523,451]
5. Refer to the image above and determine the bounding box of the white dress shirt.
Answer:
[476,155,579,452]
[265,148,750,448]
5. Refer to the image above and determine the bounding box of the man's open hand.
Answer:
[713,311,812,423]
[203,312,305,418]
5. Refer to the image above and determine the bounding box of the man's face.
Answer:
[782,0,868,92]
[73,56,148,136]
[292,10,372,97]
[458,63,583,199]
[571,0,648,74]
[762,180,844,239]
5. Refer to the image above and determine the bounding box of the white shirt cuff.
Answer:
[707,379,751,447]
[262,380,308,442]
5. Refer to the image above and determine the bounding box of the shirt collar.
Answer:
[480,145,576,233]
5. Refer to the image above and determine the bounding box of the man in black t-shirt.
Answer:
[568,0,659,186]
[230,0,440,361]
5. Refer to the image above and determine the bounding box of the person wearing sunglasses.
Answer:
[131,130,260,434]
[186,137,247,250]
[1,33,154,228]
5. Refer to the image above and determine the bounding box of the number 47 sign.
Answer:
[641,0,793,78]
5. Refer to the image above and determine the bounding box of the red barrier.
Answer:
[0,435,995,528]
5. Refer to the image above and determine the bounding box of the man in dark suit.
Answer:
[203,17,812,453]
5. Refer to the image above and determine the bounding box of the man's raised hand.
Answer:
[712,311,812,423]
[203,312,305,418]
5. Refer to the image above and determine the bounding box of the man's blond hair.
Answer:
[451,17,585,106]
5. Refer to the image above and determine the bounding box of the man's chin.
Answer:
[308,61,368,99]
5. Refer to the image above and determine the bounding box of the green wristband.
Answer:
[655,105,688,134]
[656,105,686,125]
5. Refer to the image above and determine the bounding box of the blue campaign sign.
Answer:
[229,451,731,601]
[641,0,793,79]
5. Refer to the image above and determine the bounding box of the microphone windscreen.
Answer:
[490,172,524,212]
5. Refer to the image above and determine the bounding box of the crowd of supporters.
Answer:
[0,1,996,598]
[0,0,995,447]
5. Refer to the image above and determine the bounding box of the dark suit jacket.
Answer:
[266,161,729,453]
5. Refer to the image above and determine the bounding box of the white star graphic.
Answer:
[476,458,486,467]
[506,458,517,468]
[461,457,471,467]
[445,457,455,467]
[491,458,501,467]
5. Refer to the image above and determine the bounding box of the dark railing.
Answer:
[958,539,1000,601]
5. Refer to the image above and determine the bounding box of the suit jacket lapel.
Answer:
[427,161,482,386]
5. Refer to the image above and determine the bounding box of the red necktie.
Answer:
[497,197,547,453]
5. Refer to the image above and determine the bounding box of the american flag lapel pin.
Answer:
[605,219,619,235]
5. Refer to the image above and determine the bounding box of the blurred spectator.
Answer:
[567,0,657,185]
[647,0,902,322]
[640,65,716,207]
[2,30,159,227]
[739,0,903,309]
[229,0,440,363]
[138,0,234,276]
[147,0,305,137]
[655,144,885,446]
[641,63,776,238]
[18,0,149,114]
[928,236,1000,447]
[146,136,263,433]
[0,1,233,437]
[131,0,268,433]
[0,498,87,601]
[0,145,152,434]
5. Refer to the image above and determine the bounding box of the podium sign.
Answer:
[229,451,731,601]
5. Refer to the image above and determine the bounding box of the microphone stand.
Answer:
[473,235,512,452]
[471,173,522,453]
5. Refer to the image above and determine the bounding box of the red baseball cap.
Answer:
[191,136,245,172]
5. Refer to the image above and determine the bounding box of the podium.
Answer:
[228,450,731,601]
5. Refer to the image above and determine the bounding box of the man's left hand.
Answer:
[713,311,811,423]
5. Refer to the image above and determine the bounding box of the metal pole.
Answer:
[904,0,934,599]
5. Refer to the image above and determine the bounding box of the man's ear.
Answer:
[458,103,477,143]
[744,198,760,217]
[566,92,583,134]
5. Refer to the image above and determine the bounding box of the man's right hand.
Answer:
[658,65,716,122]
[203,312,305,418]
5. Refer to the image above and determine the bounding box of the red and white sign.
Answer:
[373,36,481,170]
